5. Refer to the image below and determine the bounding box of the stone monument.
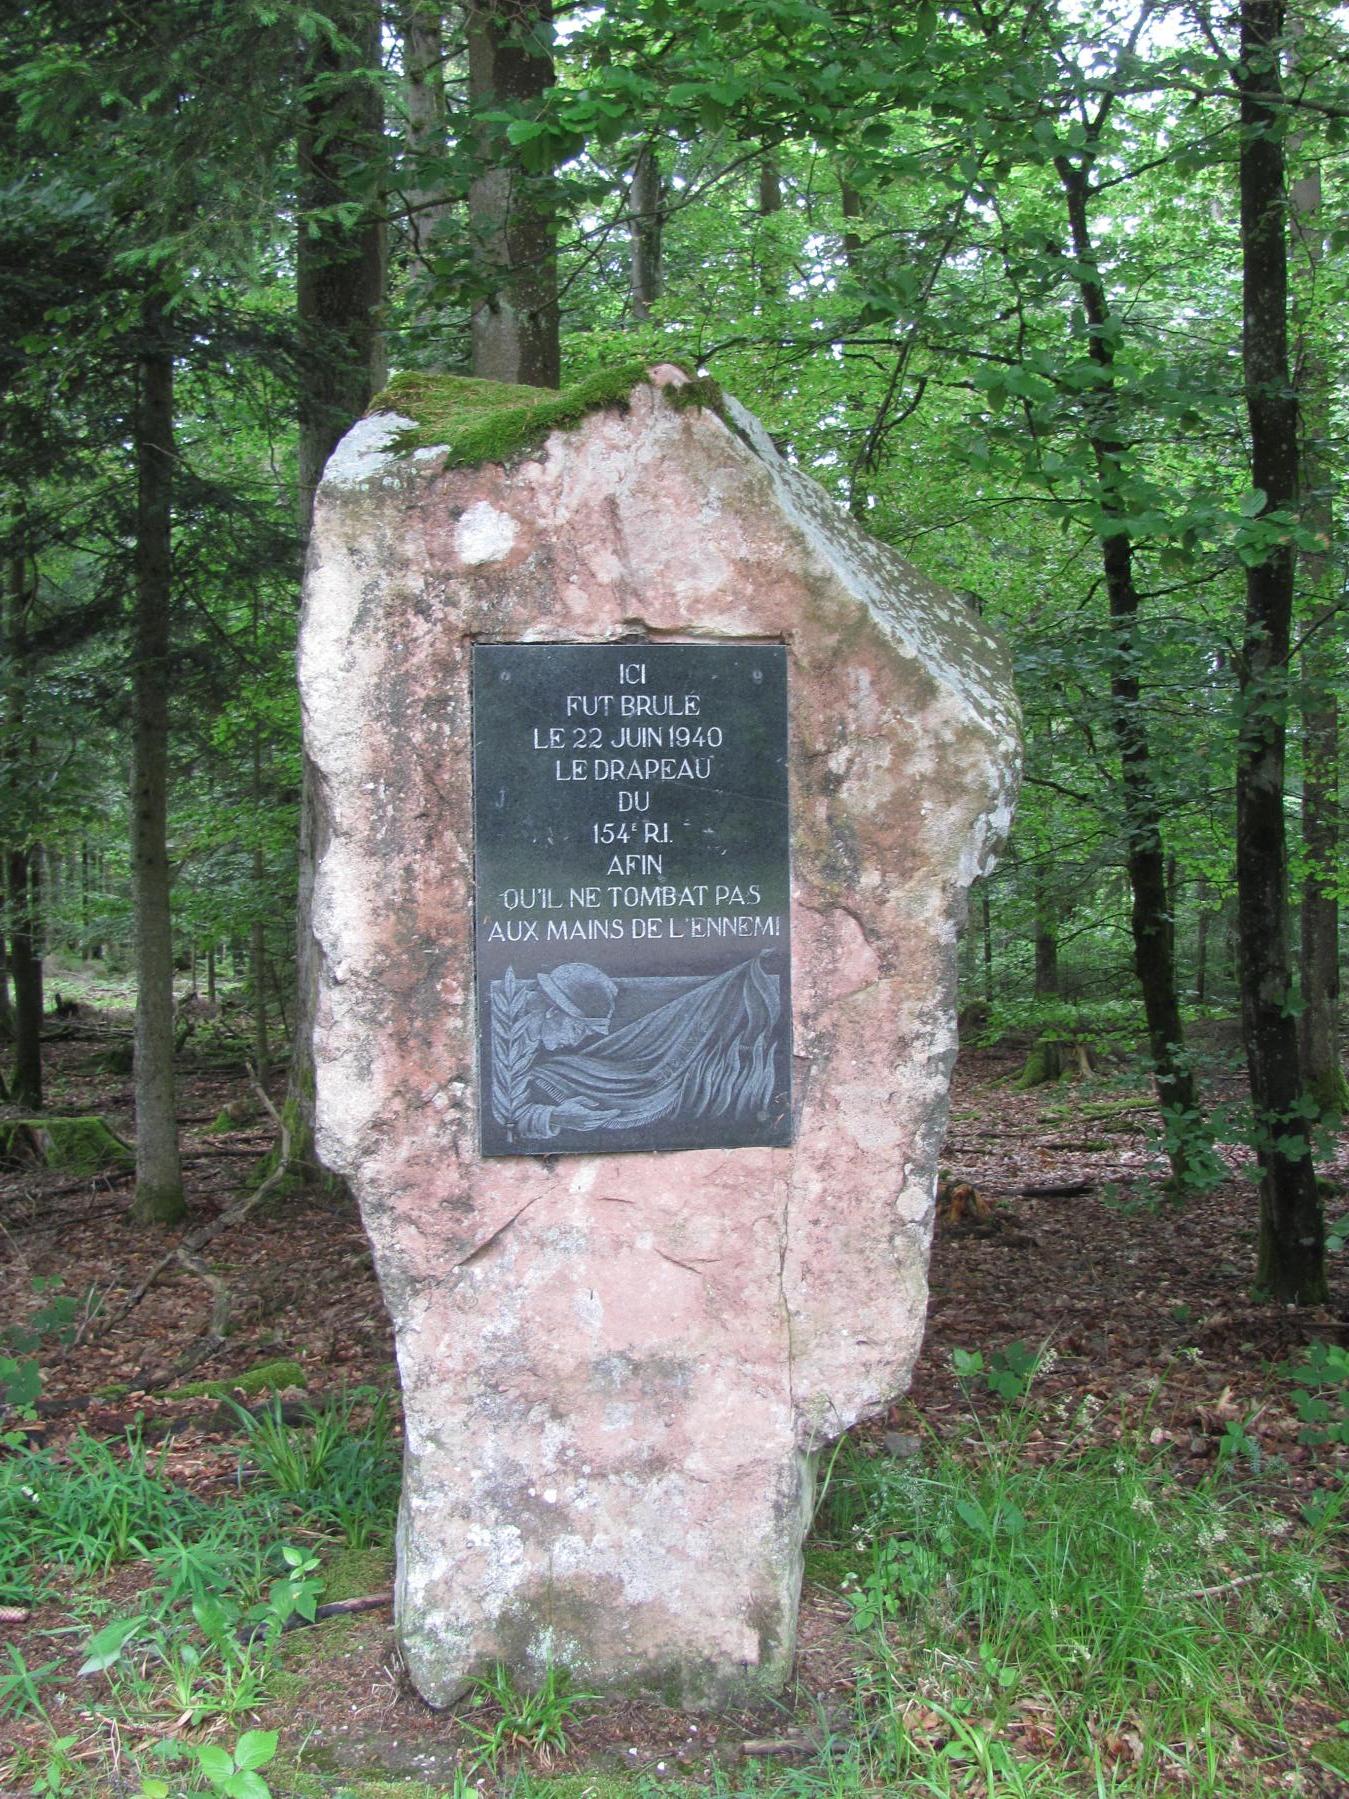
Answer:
[299,364,1019,1707]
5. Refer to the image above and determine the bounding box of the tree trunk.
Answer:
[628,143,662,322]
[1235,0,1326,1303]
[1298,624,1341,1113]
[400,0,453,356]
[754,150,785,299]
[1195,876,1210,1006]
[1033,867,1059,999]
[1055,151,1211,1194]
[840,177,862,270]
[5,556,41,1104]
[289,0,388,1182]
[8,849,43,1106]
[467,0,559,387]
[1299,639,1340,1111]
[296,0,387,541]
[252,912,270,1082]
[252,728,270,1086]
[0,927,13,1041]
[1289,100,1344,1115]
[44,844,60,949]
[81,839,91,958]
[129,301,185,1225]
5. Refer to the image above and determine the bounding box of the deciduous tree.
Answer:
[1233,0,1326,1303]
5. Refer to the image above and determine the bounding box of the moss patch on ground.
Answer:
[0,1116,132,1173]
[168,1357,306,1400]
[372,361,675,466]
[320,1544,394,1603]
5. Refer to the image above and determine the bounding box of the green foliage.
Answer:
[951,1341,1040,1403]
[261,1543,324,1636]
[1,1276,90,1417]
[135,1729,278,1799]
[0,1424,290,1610]
[463,1662,596,1769]
[969,997,1142,1051]
[0,1643,59,1722]
[25,1731,81,1798]
[1285,1342,1349,1448]
[230,1388,400,1547]
[815,1407,1346,1788]
[0,1389,406,1797]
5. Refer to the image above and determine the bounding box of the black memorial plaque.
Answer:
[473,643,792,1156]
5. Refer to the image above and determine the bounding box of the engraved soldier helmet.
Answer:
[537,962,618,1035]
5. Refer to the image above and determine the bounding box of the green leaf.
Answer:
[1238,488,1267,517]
[195,1744,235,1783]
[956,1496,991,1536]
[233,1731,279,1771]
[221,1772,272,1799]
[78,1615,148,1676]
[0,1356,41,1407]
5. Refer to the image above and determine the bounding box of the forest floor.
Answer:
[2,973,1348,1797]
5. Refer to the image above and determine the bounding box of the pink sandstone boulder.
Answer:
[299,366,1019,1707]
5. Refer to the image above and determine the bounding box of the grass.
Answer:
[1,1366,1343,1798]
[809,1394,1346,1795]
[462,1664,596,1770]
[230,1387,401,1547]
[0,1391,402,1795]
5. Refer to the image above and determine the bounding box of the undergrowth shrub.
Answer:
[812,1395,1346,1792]
[1285,1341,1349,1448]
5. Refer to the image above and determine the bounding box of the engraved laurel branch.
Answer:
[490,966,533,1140]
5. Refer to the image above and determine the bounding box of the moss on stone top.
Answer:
[662,374,724,415]
[371,360,667,467]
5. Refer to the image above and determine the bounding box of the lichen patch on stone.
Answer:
[454,500,518,565]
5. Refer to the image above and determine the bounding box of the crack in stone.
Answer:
[455,1197,539,1268]
[830,899,877,951]
[778,1164,795,1425]
[654,1248,715,1279]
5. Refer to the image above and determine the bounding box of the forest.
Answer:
[2,1,1349,1794]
